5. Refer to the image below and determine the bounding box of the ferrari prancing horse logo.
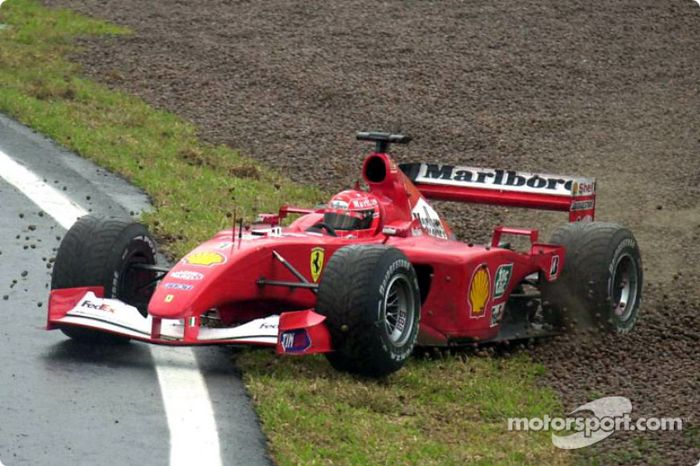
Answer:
[310,247,325,282]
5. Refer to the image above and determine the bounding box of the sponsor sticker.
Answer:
[279,329,311,353]
[550,255,560,278]
[164,294,174,303]
[80,299,116,313]
[572,181,595,196]
[493,263,513,299]
[410,163,595,198]
[183,251,226,267]
[164,282,193,291]
[411,197,448,239]
[571,199,595,211]
[349,197,378,209]
[310,247,325,282]
[490,302,505,327]
[259,321,278,330]
[170,270,204,281]
[468,264,491,318]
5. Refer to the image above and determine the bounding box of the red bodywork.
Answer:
[48,149,595,353]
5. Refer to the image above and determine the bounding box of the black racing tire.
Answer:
[541,222,643,334]
[316,245,420,377]
[51,215,158,343]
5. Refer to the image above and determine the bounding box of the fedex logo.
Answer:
[80,300,115,313]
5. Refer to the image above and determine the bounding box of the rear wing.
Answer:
[399,163,595,221]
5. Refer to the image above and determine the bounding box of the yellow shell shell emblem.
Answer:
[184,251,226,267]
[310,247,325,282]
[469,264,491,318]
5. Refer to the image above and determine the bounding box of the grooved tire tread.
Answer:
[316,245,420,377]
[51,215,156,343]
[542,222,642,333]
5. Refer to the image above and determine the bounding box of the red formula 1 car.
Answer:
[47,132,643,377]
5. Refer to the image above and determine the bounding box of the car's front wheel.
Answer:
[316,245,421,377]
[51,215,158,343]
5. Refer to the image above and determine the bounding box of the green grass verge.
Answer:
[0,0,321,259]
[238,351,569,465]
[0,1,570,464]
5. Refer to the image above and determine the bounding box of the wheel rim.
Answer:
[611,253,639,322]
[382,274,415,347]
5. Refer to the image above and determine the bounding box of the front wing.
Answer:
[47,287,332,355]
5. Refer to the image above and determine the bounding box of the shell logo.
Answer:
[468,264,490,318]
[183,251,226,267]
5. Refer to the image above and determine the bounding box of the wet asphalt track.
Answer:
[0,115,269,466]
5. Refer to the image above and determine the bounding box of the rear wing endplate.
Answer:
[400,163,595,221]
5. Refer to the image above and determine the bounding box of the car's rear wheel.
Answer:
[316,245,420,377]
[51,215,158,343]
[541,222,643,333]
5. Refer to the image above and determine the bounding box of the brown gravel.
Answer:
[41,0,700,463]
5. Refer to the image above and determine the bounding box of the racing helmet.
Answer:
[323,190,381,234]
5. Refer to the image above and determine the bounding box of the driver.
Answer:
[323,190,381,236]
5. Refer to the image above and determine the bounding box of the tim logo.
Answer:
[280,329,311,353]
[281,332,294,348]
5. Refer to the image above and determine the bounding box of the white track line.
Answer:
[0,149,222,466]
